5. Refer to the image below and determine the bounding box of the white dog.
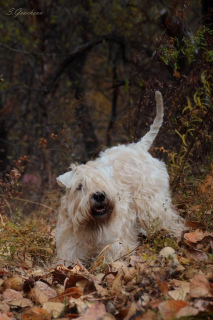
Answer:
[56,91,185,264]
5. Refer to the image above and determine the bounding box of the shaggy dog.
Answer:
[56,91,185,265]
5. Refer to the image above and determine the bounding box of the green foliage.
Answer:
[169,74,212,176]
[159,27,213,70]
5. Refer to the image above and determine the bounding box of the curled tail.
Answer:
[138,91,164,151]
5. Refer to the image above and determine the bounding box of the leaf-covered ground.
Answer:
[0,210,213,320]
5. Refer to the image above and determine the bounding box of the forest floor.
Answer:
[0,172,213,320]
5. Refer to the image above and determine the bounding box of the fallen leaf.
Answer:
[123,301,138,320]
[158,300,188,320]
[111,271,123,293]
[140,310,158,320]
[50,287,82,302]
[0,303,10,313]
[189,274,213,298]
[157,278,169,294]
[168,287,189,301]
[149,299,162,309]
[43,302,65,319]
[67,274,87,288]
[184,230,206,243]
[76,280,88,292]
[0,313,11,320]
[21,306,50,320]
[169,280,190,301]
[176,306,199,318]
[129,255,141,267]
[77,303,106,320]
[2,289,22,301]
[111,261,131,281]
[69,297,92,314]
[188,248,208,261]
[2,276,23,291]
[179,257,190,265]
[34,281,57,304]
[193,299,212,311]
[9,298,33,308]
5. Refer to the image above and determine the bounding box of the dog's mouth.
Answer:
[91,204,108,216]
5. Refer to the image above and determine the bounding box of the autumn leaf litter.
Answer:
[0,216,213,320]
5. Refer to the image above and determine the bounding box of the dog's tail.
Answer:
[138,91,164,151]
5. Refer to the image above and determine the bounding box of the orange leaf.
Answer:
[39,138,47,148]
[157,279,169,294]
[50,287,82,302]
[184,230,206,243]
[21,307,50,320]
[158,300,188,320]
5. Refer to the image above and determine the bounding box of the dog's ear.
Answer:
[57,171,72,188]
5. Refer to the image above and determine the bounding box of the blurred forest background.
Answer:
[0,0,212,217]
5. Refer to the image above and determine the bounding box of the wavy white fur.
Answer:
[56,91,185,265]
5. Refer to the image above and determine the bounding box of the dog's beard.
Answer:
[73,195,115,229]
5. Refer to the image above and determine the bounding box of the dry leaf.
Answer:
[43,302,65,319]
[188,248,208,261]
[34,281,57,304]
[149,299,161,309]
[68,274,87,287]
[50,287,82,302]
[193,299,212,312]
[9,298,33,308]
[111,261,131,281]
[140,310,158,320]
[168,287,189,301]
[111,271,123,293]
[189,274,213,298]
[129,255,141,267]
[184,230,207,243]
[157,279,169,294]
[176,306,199,318]
[69,297,92,314]
[169,279,190,301]
[0,303,10,313]
[2,289,22,301]
[21,306,50,320]
[76,280,88,292]
[77,303,106,320]
[123,301,139,320]
[158,300,188,320]
[0,313,11,320]
[3,276,23,291]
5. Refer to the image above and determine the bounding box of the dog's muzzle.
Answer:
[90,192,108,217]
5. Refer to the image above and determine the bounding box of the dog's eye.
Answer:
[76,183,82,191]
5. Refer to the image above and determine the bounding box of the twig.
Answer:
[0,195,55,211]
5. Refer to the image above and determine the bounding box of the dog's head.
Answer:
[57,161,116,228]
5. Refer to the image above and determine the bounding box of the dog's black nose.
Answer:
[92,192,105,203]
